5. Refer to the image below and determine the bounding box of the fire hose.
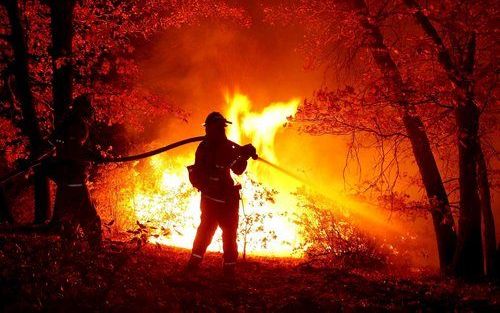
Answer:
[1,136,253,183]
[95,136,206,163]
[0,136,204,185]
[0,135,303,185]
[0,135,305,236]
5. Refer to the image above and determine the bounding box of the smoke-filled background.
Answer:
[106,6,448,267]
[135,11,348,186]
[137,6,375,190]
[73,1,498,270]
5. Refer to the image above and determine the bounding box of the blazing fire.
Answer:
[100,91,306,256]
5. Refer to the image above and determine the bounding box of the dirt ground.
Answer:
[0,237,498,312]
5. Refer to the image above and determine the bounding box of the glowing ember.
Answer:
[110,92,304,256]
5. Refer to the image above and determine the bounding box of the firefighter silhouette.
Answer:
[48,94,102,249]
[186,112,256,277]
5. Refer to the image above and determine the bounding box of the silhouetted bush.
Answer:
[295,193,390,269]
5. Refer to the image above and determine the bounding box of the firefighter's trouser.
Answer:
[191,195,239,265]
[52,184,102,249]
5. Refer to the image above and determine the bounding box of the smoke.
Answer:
[138,17,319,128]
[136,12,353,191]
[128,8,442,267]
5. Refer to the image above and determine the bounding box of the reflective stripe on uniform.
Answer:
[202,195,226,203]
[229,157,242,168]
[66,183,84,187]
[192,254,203,259]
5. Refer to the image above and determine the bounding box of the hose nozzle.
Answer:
[241,144,258,160]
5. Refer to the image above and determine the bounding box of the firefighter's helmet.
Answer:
[203,112,232,127]
[73,94,94,120]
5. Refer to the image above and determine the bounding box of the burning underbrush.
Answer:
[92,156,395,269]
[92,160,393,267]
[94,158,298,257]
[294,191,393,269]
[91,91,400,268]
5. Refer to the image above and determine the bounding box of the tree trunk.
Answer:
[496,245,500,281]
[0,155,14,223]
[453,89,483,278]
[402,112,457,270]
[454,34,483,278]
[477,145,496,277]
[453,33,484,279]
[49,0,76,126]
[352,0,456,272]
[404,0,485,280]
[0,186,12,223]
[3,0,50,224]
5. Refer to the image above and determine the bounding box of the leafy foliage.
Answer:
[0,0,249,167]
[265,0,498,207]
[238,177,280,259]
[294,192,391,269]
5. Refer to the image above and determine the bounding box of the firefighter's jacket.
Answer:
[49,114,92,186]
[188,138,247,203]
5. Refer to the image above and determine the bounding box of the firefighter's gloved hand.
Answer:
[241,144,258,160]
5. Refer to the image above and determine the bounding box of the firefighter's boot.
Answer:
[223,262,236,279]
[184,254,202,273]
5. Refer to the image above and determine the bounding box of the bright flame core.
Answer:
[111,91,303,256]
[226,93,300,163]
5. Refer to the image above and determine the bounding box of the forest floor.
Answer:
[0,236,498,312]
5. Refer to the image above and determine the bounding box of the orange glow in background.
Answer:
[94,91,418,260]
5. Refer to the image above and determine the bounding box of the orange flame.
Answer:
[226,92,300,163]
[106,91,304,256]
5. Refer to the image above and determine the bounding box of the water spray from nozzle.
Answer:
[255,157,308,185]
